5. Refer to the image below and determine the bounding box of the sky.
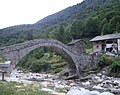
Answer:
[0,0,83,29]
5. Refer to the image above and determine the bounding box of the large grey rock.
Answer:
[111,88,120,94]
[100,92,114,95]
[67,87,92,95]
[67,88,82,95]
[91,91,100,95]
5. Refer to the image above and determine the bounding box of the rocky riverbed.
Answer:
[0,69,120,95]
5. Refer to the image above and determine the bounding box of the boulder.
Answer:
[67,87,92,95]
[93,85,105,90]
[66,74,78,80]
[91,90,100,95]
[41,88,54,92]
[100,92,114,95]
[111,88,120,94]
[82,81,90,86]
[80,74,95,81]
[67,88,82,95]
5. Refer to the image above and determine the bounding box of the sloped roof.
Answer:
[90,33,120,42]
[68,39,86,45]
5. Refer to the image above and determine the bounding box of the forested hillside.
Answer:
[0,0,120,47]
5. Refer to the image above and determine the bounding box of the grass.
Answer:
[86,48,92,53]
[82,38,92,54]
[0,81,51,95]
[0,57,5,63]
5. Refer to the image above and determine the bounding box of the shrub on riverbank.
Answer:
[98,55,120,75]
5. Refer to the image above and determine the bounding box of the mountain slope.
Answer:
[36,0,104,25]
[0,0,119,47]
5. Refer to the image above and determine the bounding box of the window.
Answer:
[97,45,99,48]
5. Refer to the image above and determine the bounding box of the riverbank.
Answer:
[0,69,120,95]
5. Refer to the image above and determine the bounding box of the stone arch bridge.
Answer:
[0,39,97,77]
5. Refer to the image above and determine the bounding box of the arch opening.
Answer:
[17,46,76,75]
[0,39,78,76]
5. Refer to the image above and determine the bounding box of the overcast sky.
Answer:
[0,0,83,29]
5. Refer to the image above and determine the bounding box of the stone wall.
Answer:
[68,40,86,54]
[92,41,102,53]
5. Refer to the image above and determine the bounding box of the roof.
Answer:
[68,39,86,45]
[90,33,120,42]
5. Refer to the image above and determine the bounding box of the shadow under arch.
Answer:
[0,39,77,75]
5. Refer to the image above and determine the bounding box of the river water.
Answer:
[0,69,120,95]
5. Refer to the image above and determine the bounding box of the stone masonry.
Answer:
[0,39,99,77]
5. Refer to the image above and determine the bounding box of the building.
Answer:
[68,39,86,54]
[90,33,120,53]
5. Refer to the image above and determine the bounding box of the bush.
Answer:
[0,56,5,63]
[30,61,51,73]
[110,58,120,73]
[98,55,114,68]
[98,55,120,74]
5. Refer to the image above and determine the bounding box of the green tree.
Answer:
[105,11,115,21]
[101,23,109,35]
[49,28,58,39]
[64,24,72,43]
[71,21,78,40]
[116,22,120,33]
[70,20,84,40]
[77,20,84,37]
[100,18,108,34]
[84,17,100,37]
[26,30,33,40]
[55,24,65,42]
[108,16,120,33]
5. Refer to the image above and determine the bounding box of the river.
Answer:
[0,69,120,95]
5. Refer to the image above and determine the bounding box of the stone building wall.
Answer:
[68,40,86,54]
[92,41,102,53]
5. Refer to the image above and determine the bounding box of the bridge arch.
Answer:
[0,39,79,75]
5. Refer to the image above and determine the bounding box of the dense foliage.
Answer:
[0,0,119,46]
[98,55,120,74]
